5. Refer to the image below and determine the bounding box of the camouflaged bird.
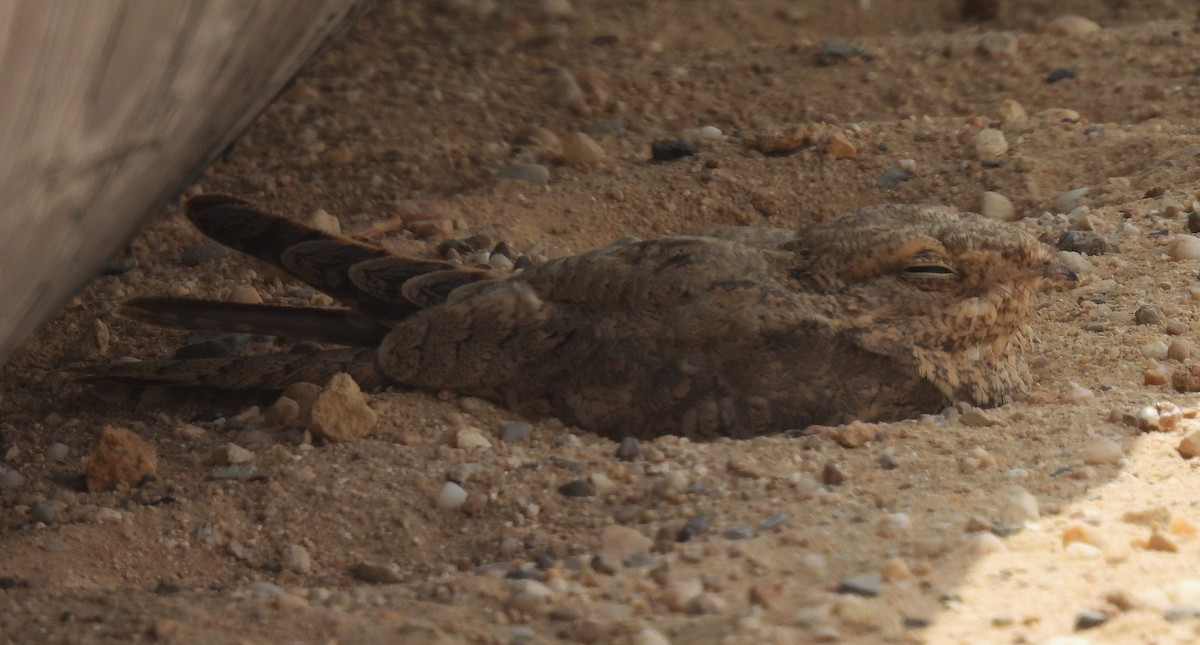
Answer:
[91,195,1074,440]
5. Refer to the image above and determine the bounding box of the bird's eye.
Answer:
[903,264,956,276]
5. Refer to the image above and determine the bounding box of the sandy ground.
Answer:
[4,1,1200,643]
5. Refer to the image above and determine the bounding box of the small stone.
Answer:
[447,462,485,484]
[280,544,311,574]
[980,191,1016,221]
[350,562,403,584]
[86,425,157,492]
[437,482,469,509]
[1173,363,1200,392]
[1045,68,1076,84]
[676,514,709,542]
[759,512,788,531]
[967,532,1007,555]
[1178,431,1200,459]
[46,442,69,461]
[306,373,377,442]
[1166,321,1189,335]
[650,139,698,162]
[601,525,652,560]
[454,426,493,450]
[498,162,551,185]
[876,513,912,539]
[960,409,1001,427]
[631,627,672,645]
[836,572,882,597]
[1055,187,1091,212]
[977,31,1017,57]
[1168,339,1194,361]
[722,526,753,540]
[209,465,257,480]
[501,421,534,442]
[615,437,641,461]
[998,490,1039,527]
[1142,341,1169,360]
[558,479,596,497]
[210,443,254,467]
[307,209,340,236]
[835,421,874,447]
[1169,515,1199,537]
[881,557,911,582]
[561,132,605,164]
[682,125,723,142]
[998,99,1027,125]
[1059,383,1095,404]
[537,0,573,20]
[1057,230,1107,255]
[1122,506,1172,527]
[1048,15,1101,37]
[1134,305,1161,325]
[1168,235,1200,260]
[1081,438,1122,465]
[1135,402,1183,430]
[550,69,584,110]
[974,128,1008,162]
[687,592,727,615]
[30,500,57,525]
[655,471,689,496]
[815,39,863,66]
[264,396,301,428]
[1062,523,1105,548]
[879,450,900,470]
[664,579,703,612]
[875,167,913,188]
[822,461,845,486]
[1188,212,1200,234]
[825,133,857,158]
[1074,609,1109,631]
[227,285,263,305]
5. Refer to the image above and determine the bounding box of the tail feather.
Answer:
[118,297,391,346]
[86,348,386,390]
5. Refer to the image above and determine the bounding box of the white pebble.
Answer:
[454,427,493,450]
[1059,383,1095,404]
[561,132,606,164]
[981,191,1016,221]
[280,544,312,574]
[1168,235,1200,260]
[1048,15,1101,37]
[632,627,672,645]
[1055,187,1090,213]
[974,128,1008,161]
[1140,341,1169,360]
[966,532,1006,555]
[437,482,469,509]
[876,513,912,539]
[1081,438,1123,465]
[999,490,1039,526]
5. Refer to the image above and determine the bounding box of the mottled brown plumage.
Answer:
[91,196,1074,439]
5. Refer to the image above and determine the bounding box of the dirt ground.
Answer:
[4,1,1200,643]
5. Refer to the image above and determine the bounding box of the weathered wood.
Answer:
[0,0,374,364]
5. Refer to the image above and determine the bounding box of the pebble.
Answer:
[1055,187,1090,212]
[998,99,1027,125]
[0,469,23,489]
[664,579,703,612]
[1189,212,1200,234]
[967,532,1007,555]
[538,0,573,20]
[210,443,254,467]
[1059,383,1095,404]
[815,39,863,66]
[601,525,652,560]
[1062,523,1105,548]
[615,437,641,461]
[1074,609,1109,631]
[1134,402,1182,431]
[879,450,900,470]
[650,138,698,162]
[307,209,340,236]
[45,441,69,462]
[1167,235,1200,260]
[1168,339,1193,361]
[307,373,377,442]
[454,427,492,450]
[1134,305,1161,325]
[1081,438,1123,465]
[497,162,550,185]
[558,479,596,497]
[550,69,585,110]
[447,462,484,484]
[759,512,788,531]
[977,32,1017,57]
[980,191,1016,221]
[350,562,403,584]
[998,490,1040,527]
[1178,431,1200,458]
[1056,230,1107,255]
[1049,15,1101,37]
[561,132,605,164]
[682,125,723,142]
[86,425,158,492]
[822,462,846,486]
[632,627,672,645]
[722,526,753,540]
[209,465,258,480]
[835,421,874,447]
[437,482,469,509]
[498,420,533,442]
[655,470,689,496]
[227,285,263,305]
[31,500,57,524]
[836,572,882,597]
[1045,68,1077,84]
[264,396,301,428]
[882,558,911,582]
[688,592,727,615]
[876,167,913,188]
[876,513,912,539]
[959,409,1000,427]
[1172,363,1200,392]
[677,514,709,541]
[280,544,311,574]
[974,128,1008,162]
[825,133,857,158]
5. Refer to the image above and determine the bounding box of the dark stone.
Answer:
[722,526,753,540]
[650,138,699,162]
[615,437,641,461]
[816,39,864,66]
[501,421,534,442]
[557,479,596,497]
[837,572,883,597]
[1134,305,1161,325]
[676,514,710,542]
[153,581,190,595]
[1188,212,1200,233]
[1046,68,1077,84]
[1056,230,1108,255]
[822,461,845,486]
[1074,609,1109,630]
[876,167,914,188]
[759,512,788,531]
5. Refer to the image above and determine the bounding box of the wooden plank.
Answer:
[0,0,374,363]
